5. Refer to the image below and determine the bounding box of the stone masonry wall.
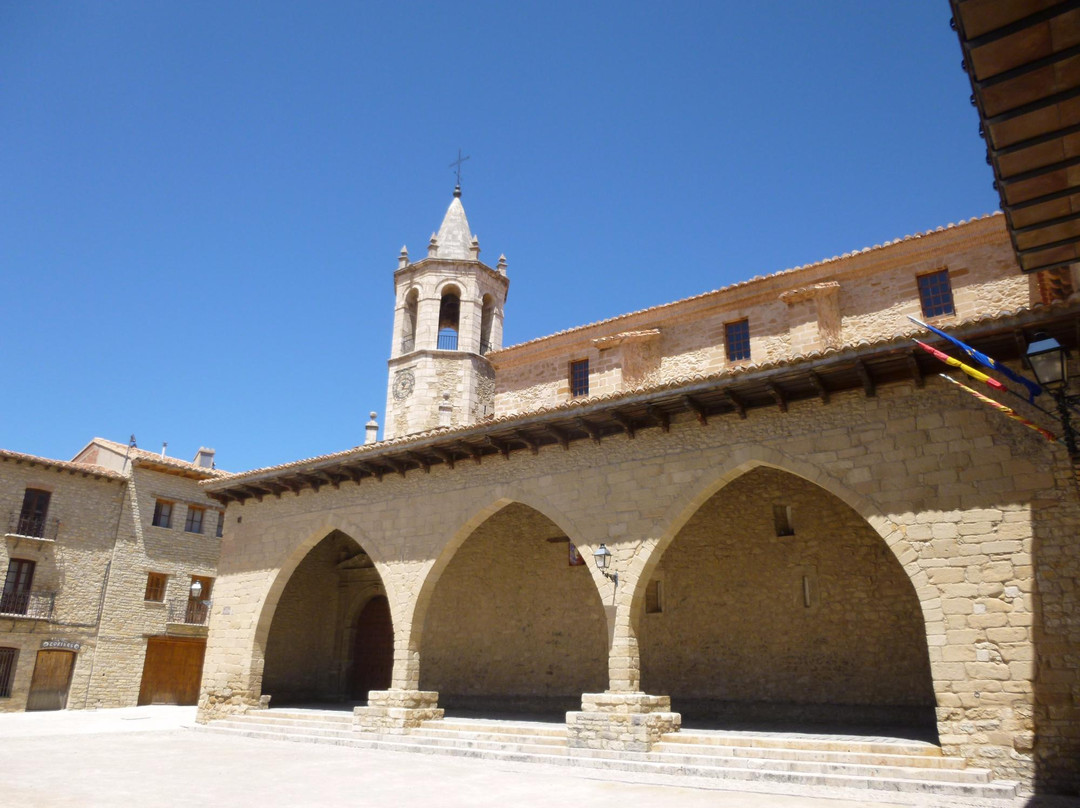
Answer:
[639,467,935,725]
[492,217,1031,417]
[199,372,1074,789]
[0,457,125,712]
[420,503,608,713]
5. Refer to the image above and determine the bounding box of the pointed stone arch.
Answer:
[412,488,608,715]
[626,445,939,731]
[250,519,396,706]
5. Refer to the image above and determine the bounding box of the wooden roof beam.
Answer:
[682,395,708,425]
[905,350,924,388]
[725,389,747,419]
[405,452,431,473]
[765,382,787,413]
[383,457,407,477]
[544,424,570,450]
[431,448,456,469]
[576,417,602,445]
[645,405,670,432]
[356,462,383,482]
[455,442,483,464]
[610,410,636,438]
[807,370,830,403]
[483,436,511,460]
[513,430,539,455]
[855,359,876,397]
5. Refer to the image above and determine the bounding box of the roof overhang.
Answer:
[953,0,1080,273]
[203,304,1080,504]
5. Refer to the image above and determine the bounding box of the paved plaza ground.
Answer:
[0,707,1077,808]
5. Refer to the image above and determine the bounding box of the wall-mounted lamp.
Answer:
[1026,332,1080,458]
[190,580,204,600]
[593,543,618,587]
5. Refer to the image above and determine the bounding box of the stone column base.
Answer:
[353,689,444,735]
[566,692,681,753]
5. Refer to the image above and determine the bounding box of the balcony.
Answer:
[0,590,56,620]
[5,511,58,543]
[166,598,212,635]
[437,332,458,351]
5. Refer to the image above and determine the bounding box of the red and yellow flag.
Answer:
[916,340,1007,392]
[938,374,1057,443]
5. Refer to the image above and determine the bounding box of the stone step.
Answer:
[248,709,353,725]
[409,727,567,746]
[197,723,1018,800]
[429,719,567,738]
[663,730,942,757]
[650,740,968,769]
[217,715,355,732]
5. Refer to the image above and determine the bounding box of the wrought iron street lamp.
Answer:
[1026,332,1080,458]
[593,543,618,587]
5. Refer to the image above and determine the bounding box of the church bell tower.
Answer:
[384,187,510,440]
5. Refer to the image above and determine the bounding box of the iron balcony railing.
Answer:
[7,511,59,541]
[167,598,212,626]
[437,333,459,350]
[0,590,56,620]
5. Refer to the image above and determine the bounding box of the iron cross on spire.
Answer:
[449,149,470,189]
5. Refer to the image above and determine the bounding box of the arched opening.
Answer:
[639,467,936,736]
[479,294,495,355]
[420,502,607,718]
[262,530,391,707]
[437,285,461,350]
[400,288,419,354]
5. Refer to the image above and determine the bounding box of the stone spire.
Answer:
[434,187,475,260]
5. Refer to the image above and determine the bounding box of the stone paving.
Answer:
[0,707,1077,808]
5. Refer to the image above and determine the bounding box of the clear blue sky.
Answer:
[0,2,998,471]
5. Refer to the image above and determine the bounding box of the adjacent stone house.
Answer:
[197,197,1080,795]
[0,438,224,711]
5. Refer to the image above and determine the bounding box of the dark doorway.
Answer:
[350,596,393,699]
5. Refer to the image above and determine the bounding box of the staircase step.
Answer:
[195,715,1019,801]
[663,730,941,757]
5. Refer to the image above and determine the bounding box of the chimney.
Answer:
[193,447,216,468]
[364,413,379,445]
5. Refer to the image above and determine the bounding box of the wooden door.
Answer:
[138,637,207,705]
[26,650,75,711]
[350,596,393,700]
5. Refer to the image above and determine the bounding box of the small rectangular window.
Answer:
[184,506,205,535]
[215,511,225,539]
[152,500,173,529]
[773,504,794,536]
[569,359,589,397]
[645,580,664,614]
[17,488,51,538]
[144,572,168,602]
[0,647,17,698]
[918,269,955,318]
[725,319,751,362]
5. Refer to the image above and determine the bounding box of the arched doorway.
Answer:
[638,467,936,734]
[420,503,607,717]
[349,595,393,699]
[262,530,389,706]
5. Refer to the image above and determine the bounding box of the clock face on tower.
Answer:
[393,369,415,400]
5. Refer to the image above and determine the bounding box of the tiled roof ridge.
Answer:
[91,437,229,477]
[206,289,1054,488]
[490,212,1004,357]
[0,448,126,480]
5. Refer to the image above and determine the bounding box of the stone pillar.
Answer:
[354,689,444,734]
[566,692,681,752]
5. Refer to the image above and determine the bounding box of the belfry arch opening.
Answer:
[262,530,392,706]
[420,502,607,718]
[637,467,936,736]
[401,288,419,353]
[479,294,495,355]
[437,285,461,350]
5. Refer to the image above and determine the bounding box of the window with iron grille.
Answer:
[215,511,225,539]
[1,559,35,615]
[725,319,751,362]
[184,506,205,534]
[0,647,16,698]
[152,500,173,529]
[917,269,955,318]
[569,359,589,397]
[144,572,168,602]
[17,488,51,538]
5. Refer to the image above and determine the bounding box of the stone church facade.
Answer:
[197,198,1080,794]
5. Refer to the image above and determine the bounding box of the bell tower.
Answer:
[384,187,510,440]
